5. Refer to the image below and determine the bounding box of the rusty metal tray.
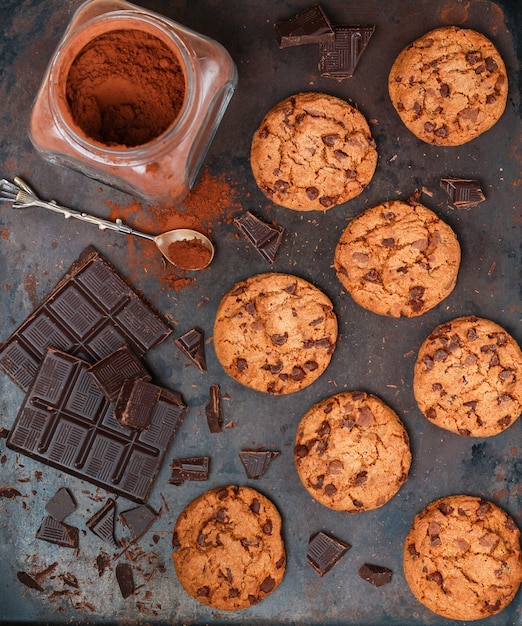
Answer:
[0,0,521,624]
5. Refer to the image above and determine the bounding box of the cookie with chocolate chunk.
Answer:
[388,26,508,146]
[213,272,337,394]
[334,200,460,317]
[172,485,285,611]
[404,495,522,620]
[414,316,522,437]
[250,92,377,211]
[294,391,411,512]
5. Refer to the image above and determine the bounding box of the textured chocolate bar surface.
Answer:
[0,246,171,392]
[307,531,351,576]
[239,450,279,479]
[319,26,375,79]
[275,4,333,48]
[86,498,118,547]
[440,177,485,208]
[174,326,207,371]
[6,347,187,503]
[234,211,284,265]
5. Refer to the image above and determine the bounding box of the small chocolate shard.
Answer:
[115,562,135,599]
[358,563,393,587]
[0,486,22,499]
[36,516,79,549]
[206,384,224,433]
[239,450,280,479]
[119,504,159,542]
[319,26,375,80]
[17,571,44,592]
[275,4,334,48]
[174,326,207,371]
[234,211,284,265]
[440,177,485,208]
[45,487,76,522]
[169,457,210,485]
[86,498,117,547]
[307,531,351,576]
[114,378,161,430]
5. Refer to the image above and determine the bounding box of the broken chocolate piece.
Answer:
[0,486,22,499]
[87,343,151,401]
[17,571,44,592]
[115,562,135,599]
[174,326,207,371]
[234,211,284,265]
[169,457,210,485]
[319,26,375,80]
[114,378,162,430]
[45,487,76,522]
[274,4,334,48]
[86,498,118,547]
[307,531,351,576]
[358,562,393,587]
[205,384,224,433]
[36,516,79,548]
[119,503,159,542]
[7,347,187,503]
[239,450,280,479]
[440,177,485,208]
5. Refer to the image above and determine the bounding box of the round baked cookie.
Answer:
[334,200,461,317]
[414,316,522,437]
[213,272,337,395]
[404,495,522,620]
[250,92,377,211]
[172,485,286,611]
[294,391,411,512]
[388,26,508,146]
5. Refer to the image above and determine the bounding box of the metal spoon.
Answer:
[0,176,214,271]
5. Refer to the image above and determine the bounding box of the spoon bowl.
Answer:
[155,229,214,270]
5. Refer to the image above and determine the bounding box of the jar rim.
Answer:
[48,10,195,162]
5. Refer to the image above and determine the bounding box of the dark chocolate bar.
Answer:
[239,450,279,479]
[114,378,162,431]
[87,343,151,401]
[86,498,118,547]
[319,26,375,80]
[307,531,351,576]
[169,457,210,485]
[440,177,485,208]
[275,4,334,48]
[36,516,79,549]
[174,326,207,371]
[234,211,284,265]
[205,384,223,433]
[0,246,171,392]
[45,487,76,522]
[7,347,187,503]
[115,562,135,599]
[358,562,392,587]
[119,503,158,542]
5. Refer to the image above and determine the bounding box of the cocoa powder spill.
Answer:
[66,29,185,146]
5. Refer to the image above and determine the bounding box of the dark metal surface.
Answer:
[0,0,521,624]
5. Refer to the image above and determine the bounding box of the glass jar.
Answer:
[29,0,237,205]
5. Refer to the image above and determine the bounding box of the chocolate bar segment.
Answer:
[0,246,171,392]
[45,487,76,522]
[275,4,334,48]
[239,450,279,479]
[440,177,485,208]
[205,384,224,433]
[114,378,162,430]
[119,503,159,542]
[307,531,351,576]
[36,516,79,549]
[169,457,210,485]
[86,498,118,547]
[319,26,375,80]
[234,211,284,265]
[116,562,135,599]
[358,562,392,587]
[174,326,207,371]
[7,347,187,503]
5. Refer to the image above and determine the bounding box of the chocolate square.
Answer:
[319,26,375,80]
[275,4,334,48]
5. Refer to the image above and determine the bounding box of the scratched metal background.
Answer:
[0,0,521,624]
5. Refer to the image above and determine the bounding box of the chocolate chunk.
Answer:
[7,347,187,503]
[174,326,207,371]
[17,571,44,592]
[45,487,76,522]
[0,486,22,499]
[113,378,162,431]
[440,177,485,208]
[169,457,210,485]
[115,562,135,599]
[358,563,392,587]
[86,498,118,547]
[119,503,159,542]
[205,384,224,433]
[319,26,375,80]
[234,211,284,265]
[36,516,79,548]
[239,450,279,479]
[306,531,351,576]
[0,246,171,393]
[274,4,334,48]
[87,343,151,401]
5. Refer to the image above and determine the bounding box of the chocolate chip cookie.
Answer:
[172,485,285,611]
[334,200,461,317]
[404,495,522,620]
[294,391,411,512]
[413,316,522,437]
[388,26,508,146]
[250,92,377,210]
[213,272,337,395]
